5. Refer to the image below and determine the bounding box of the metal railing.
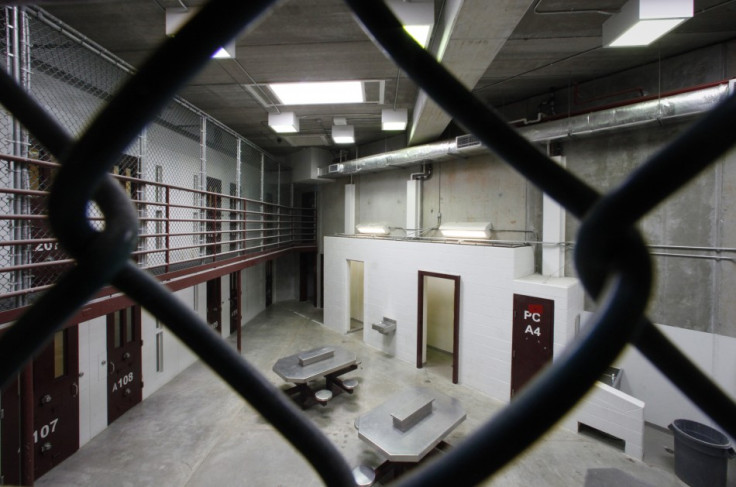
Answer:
[0,1,735,486]
[0,153,316,317]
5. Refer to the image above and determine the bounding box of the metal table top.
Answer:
[272,345,358,384]
[356,386,466,462]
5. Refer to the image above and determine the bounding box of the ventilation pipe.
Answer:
[318,82,731,178]
[410,162,432,181]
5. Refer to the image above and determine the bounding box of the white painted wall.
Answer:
[613,323,736,432]
[324,236,560,402]
[141,287,198,400]
[562,383,645,459]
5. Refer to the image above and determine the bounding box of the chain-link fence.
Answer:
[1,1,734,486]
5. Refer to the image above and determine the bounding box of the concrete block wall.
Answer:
[325,236,589,402]
[614,323,736,432]
[141,287,198,400]
[562,383,645,460]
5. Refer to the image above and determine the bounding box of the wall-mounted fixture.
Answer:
[386,0,435,48]
[268,111,299,133]
[165,8,236,58]
[356,223,389,235]
[439,222,492,239]
[382,108,408,131]
[372,317,397,335]
[602,0,693,48]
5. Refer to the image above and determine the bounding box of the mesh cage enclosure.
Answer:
[0,2,734,487]
[0,5,309,290]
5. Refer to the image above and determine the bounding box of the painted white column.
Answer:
[542,156,566,277]
[406,179,421,237]
[345,183,356,234]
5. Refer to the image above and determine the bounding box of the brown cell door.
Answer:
[510,294,554,398]
[107,307,143,424]
[207,278,222,333]
[265,260,273,307]
[1,376,21,485]
[33,327,80,479]
[299,251,316,304]
[229,272,240,335]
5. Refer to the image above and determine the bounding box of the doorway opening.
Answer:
[417,272,460,384]
[348,260,364,333]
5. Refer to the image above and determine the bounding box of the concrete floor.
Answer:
[36,301,705,486]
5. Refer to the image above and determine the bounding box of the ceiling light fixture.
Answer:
[356,223,389,235]
[269,81,364,105]
[332,124,355,144]
[268,112,299,133]
[602,0,693,48]
[386,0,435,48]
[165,8,236,58]
[439,222,492,239]
[382,108,408,131]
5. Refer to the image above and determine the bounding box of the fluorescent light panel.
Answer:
[602,0,692,47]
[268,112,299,133]
[382,108,408,131]
[356,223,389,235]
[439,222,492,239]
[269,81,364,105]
[332,125,354,144]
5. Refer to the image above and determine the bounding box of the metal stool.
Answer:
[352,465,376,487]
[342,378,358,391]
[315,389,333,404]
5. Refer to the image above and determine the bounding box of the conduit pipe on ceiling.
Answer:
[318,81,732,178]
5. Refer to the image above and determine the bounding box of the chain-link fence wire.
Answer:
[0,0,734,486]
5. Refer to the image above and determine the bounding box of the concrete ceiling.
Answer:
[31,0,736,159]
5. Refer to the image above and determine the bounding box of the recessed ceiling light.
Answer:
[268,112,299,133]
[269,81,364,105]
[332,125,355,144]
[382,108,408,131]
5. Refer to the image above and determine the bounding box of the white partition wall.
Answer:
[324,236,584,402]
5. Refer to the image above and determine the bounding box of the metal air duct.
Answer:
[317,82,731,178]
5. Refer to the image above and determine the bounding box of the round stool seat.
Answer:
[352,465,376,487]
[342,378,358,391]
[315,389,333,403]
